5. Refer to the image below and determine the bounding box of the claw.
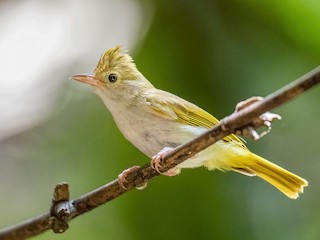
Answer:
[257,111,282,139]
[151,147,180,176]
[235,96,281,140]
[235,96,264,112]
[117,166,147,190]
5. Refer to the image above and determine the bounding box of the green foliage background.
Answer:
[1,0,320,239]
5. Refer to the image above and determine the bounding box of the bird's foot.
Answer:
[235,96,282,140]
[118,166,147,190]
[151,147,180,176]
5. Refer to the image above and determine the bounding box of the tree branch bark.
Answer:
[1,66,319,240]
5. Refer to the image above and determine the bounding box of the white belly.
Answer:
[114,110,197,157]
[114,110,245,170]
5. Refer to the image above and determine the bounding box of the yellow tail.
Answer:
[232,152,308,199]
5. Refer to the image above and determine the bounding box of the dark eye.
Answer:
[108,73,118,83]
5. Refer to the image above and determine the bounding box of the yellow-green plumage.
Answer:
[143,88,243,144]
[71,46,308,199]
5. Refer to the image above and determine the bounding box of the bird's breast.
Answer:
[112,107,203,158]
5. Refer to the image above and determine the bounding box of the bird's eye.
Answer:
[108,73,118,83]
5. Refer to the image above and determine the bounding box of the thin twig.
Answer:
[0,66,319,240]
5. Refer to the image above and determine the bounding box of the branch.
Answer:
[1,66,319,240]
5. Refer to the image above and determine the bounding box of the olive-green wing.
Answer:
[143,89,244,144]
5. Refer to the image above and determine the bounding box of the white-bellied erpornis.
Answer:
[71,46,308,199]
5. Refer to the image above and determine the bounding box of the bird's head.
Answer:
[70,46,151,92]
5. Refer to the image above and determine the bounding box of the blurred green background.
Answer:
[1,0,320,239]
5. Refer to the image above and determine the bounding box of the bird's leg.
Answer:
[151,147,181,176]
[234,96,282,140]
[118,166,147,190]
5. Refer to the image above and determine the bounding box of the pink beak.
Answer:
[69,73,98,86]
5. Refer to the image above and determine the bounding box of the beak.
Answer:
[69,73,98,86]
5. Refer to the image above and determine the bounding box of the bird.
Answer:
[70,46,308,199]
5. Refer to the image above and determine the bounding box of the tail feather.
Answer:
[233,152,308,199]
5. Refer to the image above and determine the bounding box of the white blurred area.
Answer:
[0,0,148,140]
